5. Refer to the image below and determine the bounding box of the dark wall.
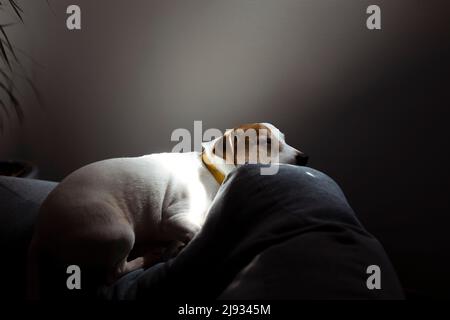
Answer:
[1,0,449,297]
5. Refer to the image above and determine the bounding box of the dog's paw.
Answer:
[161,240,186,261]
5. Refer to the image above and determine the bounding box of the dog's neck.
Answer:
[201,152,225,184]
[201,141,237,185]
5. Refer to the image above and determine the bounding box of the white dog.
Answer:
[27,123,307,297]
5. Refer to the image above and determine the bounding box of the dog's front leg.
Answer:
[160,213,201,261]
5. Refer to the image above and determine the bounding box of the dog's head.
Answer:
[202,123,308,175]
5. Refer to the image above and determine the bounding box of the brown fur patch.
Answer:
[213,123,281,164]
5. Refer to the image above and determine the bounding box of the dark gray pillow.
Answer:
[0,176,57,299]
[100,165,404,300]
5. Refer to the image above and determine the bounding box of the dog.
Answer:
[27,123,307,298]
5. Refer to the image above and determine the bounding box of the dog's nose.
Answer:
[295,153,309,166]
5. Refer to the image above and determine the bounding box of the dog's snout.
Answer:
[295,153,308,166]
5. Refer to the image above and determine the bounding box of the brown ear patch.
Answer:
[233,123,270,133]
[213,124,277,164]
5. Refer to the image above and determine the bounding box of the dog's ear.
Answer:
[212,129,236,164]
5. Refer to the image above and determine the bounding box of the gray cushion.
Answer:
[0,176,57,299]
[0,166,404,299]
[100,165,404,300]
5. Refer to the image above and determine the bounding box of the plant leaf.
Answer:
[0,36,11,69]
[0,98,11,118]
[8,0,23,22]
[0,81,23,122]
[0,24,19,62]
[0,67,13,87]
[0,101,4,133]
